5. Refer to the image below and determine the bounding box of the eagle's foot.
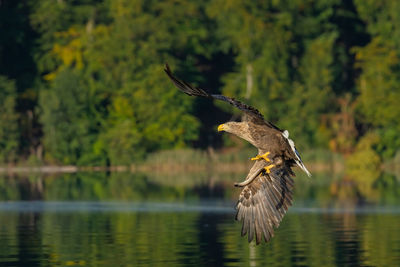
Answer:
[264,164,275,174]
[251,152,271,162]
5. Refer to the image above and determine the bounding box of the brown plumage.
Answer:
[164,64,310,244]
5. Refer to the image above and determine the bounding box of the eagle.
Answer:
[164,64,311,244]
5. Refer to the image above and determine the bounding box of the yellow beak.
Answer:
[217,124,225,132]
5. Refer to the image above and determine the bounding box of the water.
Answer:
[0,172,399,266]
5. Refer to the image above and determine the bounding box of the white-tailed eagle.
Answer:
[165,64,311,244]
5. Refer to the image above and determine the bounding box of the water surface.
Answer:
[0,172,399,266]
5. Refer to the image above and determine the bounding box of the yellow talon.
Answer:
[264,164,275,174]
[251,152,271,162]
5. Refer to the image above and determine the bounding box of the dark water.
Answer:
[0,172,399,266]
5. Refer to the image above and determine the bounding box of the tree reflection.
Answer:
[0,170,399,205]
[0,171,399,266]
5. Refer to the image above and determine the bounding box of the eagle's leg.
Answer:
[235,152,275,187]
[234,163,277,187]
[251,152,271,162]
[234,166,264,187]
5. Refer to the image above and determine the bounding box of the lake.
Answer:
[0,171,399,266]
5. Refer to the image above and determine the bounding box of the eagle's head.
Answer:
[217,121,243,133]
[217,122,253,144]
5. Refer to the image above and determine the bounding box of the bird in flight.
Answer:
[164,64,311,244]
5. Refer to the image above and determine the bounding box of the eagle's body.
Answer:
[164,64,311,244]
[226,121,292,160]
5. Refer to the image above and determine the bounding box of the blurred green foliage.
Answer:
[0,0,399,166]
[0,76,19,162]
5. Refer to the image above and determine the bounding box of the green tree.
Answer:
[33,0,215,164]
[39,69,103,165]
[207,0,348,148]
[353,1,400,158]
[286,32,337,147]
[0,0,39,159]
[93,0,211,163]
[0,76,19,163]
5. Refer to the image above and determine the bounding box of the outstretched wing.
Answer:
[235,163,294,244]
[164,63,265,124]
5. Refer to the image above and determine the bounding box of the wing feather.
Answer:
[258,198,272,241]
[248,205,255,242]
[165,64,267,124]
[264,185,283,225]
[254,206,263,244]
[235,164,294,244]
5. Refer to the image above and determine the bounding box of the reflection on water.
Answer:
[0,172,399,266]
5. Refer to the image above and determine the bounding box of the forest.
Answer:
[0,0,399,168]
